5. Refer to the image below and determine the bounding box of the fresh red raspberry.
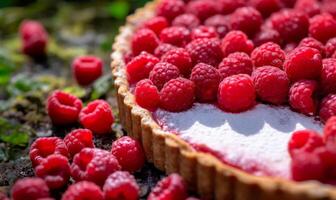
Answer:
[46,90,83,126]
[289,80,318,115]
[154,43,177,58]
[218,74,256,112]
[29,137,69,167]
[124,52,134,64]
[160,78,195,112]
[325,38,336,58]
[251,42,285,68]
[186,38,223,67]
[79,100,114,134]
[252,66,289,105]
[280,0,296,7]
[161,48,193,77]
[250,0,281,17]
[218,0,246,14]
[186,0,218,21]
[322,1,336,18]
[298,37,325,56]
[320,94,336,122]
[270,9,309,42]
[72,56,103,86]
[149,62,181,89]
[64,128,94,157]
[11,178,50,200]
[142,17,169,35]
[324,116,336,147]
[221,30,254,57]
[322,58,336,95]
[35,154,70,189]
[230,7,263,36]
[191,26,219,40]
[19,20,48,57]
[190,63,221,102]
[156,0,186,22]
[148,174,187,200]
[218,52,253,79]
[284,47,322,81]
[288,130,324,157]
[71,148,121,186]
[204,15,231,38]
[253,28,282,47]
[309,13,336,43]
[126,52,159,84]
[160,26,191,47]
[131,28,159,56]
[294,0,321,17]
[61,181,103,200]
[172,14,200,30]
[103,171,139,200]
[134,79,160,111]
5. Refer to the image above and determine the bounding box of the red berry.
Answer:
[64,128,95,158]
[322,1,336,18]
[172,14,201,30]
[11,178,50,200]
[61,181,104,200]
[321,58,336,95]
[186,0,218,21]
[131,28,159,56]
[72,56,103,86]
[148,174,187,200]
[294,0,321,17]
[103,171,139,200]
[221,30,254,57]
[142,16,169,35]
[298,37,325,57]
[218,0,246,14]
[204,15,231,38]
[191,26,219,40]
[160,78,195,112]
[161,48,193,77]
[320,94,336,122]
[149,62,181,89]
[0,193,9,200]
[253,28,282,47]
[160,26,191,47]
[309,13,336,43]
[29,137,69,167]
[251,42,285,68]
[46,90,83,126]
[79,100,114,134]
[230,7,263,36]
[134,79,160,111]
[325,38,336,58]
[289,80,318,115]
[124,52,134,64]
[250,0,281,17]
[284,42,298,54]
[280,0,296,7]
[324,116,336,147]
[218,74,256,113]
[156,0,186,22]
[154,43,177,58]
[218,52,253,79]
[288,130,324,157]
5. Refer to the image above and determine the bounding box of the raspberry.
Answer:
[321,59,336,95]
[186,38,223,67]
[35,154,70,189]
[253,28,282,47]
[160,26,191,47]
[71,148,121,186]
[325,38,336,58]
[252,66,289,105]
[294,0,321,17]
[124,52,134,64]
[111,136,145,172]
[191,26,219,40]
[218,52,253,79]
[186,0,218,21]
[288,130,324,157]
[218,74,256,113]
[309,13,336,43]
[148,174,187,200]
[134,79,160,111]
[64,128,95,157]
[103,171,139,200]
[324,116,336,147]
[156,0,186,22]
[284,42,298,54]
[221,31,254,57]
[250,0,281,17]
[190,63,221,102]
[322,1,336,18]
[320,94,336,122]
[172,14,201,30]
[142,16,169,35]
[149,62,181,89]
[298,37,325,56]
[289,80,318,115]
[11,178,50,200]
[284,47,322,81]
[160,78,195,112]
[251,42,285,68]
[218,0,246,14]
[154,43,177,58]
[204,15,231,38]
[79,100,114,134]
[19,20,48,57]
[29,137,69,167]
[280,0,296,7]
[61,181,104,200]
[161,48,193,77]
[131,28,159,55]
[72,56,103,86]
[46,90,83,126]
[230,7,263,36]
[126,52,159,84]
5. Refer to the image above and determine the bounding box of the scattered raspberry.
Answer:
[154,43,177,58]
[324,116,336,148]
[325,38,336,58]
[294,0,321,17]
[79,100,114,134]
[46,90,83,126]
[309,13,336,43]
[230,7,263,36]
[321,59,336,95]
[72,56,103,86]
[61,181,104,200]
[11,178,50,200]
[250,0,281,17]
[298,37,325,56]
[160,26,191,47]
[103,171,139,200]
[156,0,186,22]
[160,78,195,112]
[148,174,187,200]
[253,27,282,47]
[190,63,221,102]
[161,48,193,77]
[131,28,159,55]
[141,16,168,36]
[64,128,94,157]
[191,26,219,40]
[134,79,160,111]
[126,52,159,84]
[289,80,318,115]
[149,62,181,89]
[221,30,254,57]
[172,14,200,30]
[204,15,231,38]
[320,94,336,122]
[186,0,218,21]
[29,137,69,167]
[284,47,322,81]
[251,42,285,68]
[288,130,324,157]
[218,74,256,113]
[218,0,246,14]
[218,52,253,79]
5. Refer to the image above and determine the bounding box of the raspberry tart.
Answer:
[112,0,336,199]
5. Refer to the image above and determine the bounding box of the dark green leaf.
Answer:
[106,1,130,20]
[90,74,113,100]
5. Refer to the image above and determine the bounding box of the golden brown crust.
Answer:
[111,1,336,199]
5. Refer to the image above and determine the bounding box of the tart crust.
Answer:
[111,1,336,199]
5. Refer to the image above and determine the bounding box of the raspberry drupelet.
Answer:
[160,26,191,47]
[149,62,181,90]
[325,38,336,58]
[61,181,104,200]
[221,30,254,57]
[230,6,263,37]
[154,43,177,58]
[135,79,160,111]
[250,0,282,17]
[309,13,336,44]
[72,56,103,86]
[288,130,324,157]
[298,37,325,57]
[11,178,50,200]
[156,0,186,22]
[142,16,169,35]
[251,42,285,68]
[321,58,336,95]
[64,128,95,158]
[320,94,336,122]
[185,0,218,22]
[204,15,231,38]
[161,48,193,77]
[172,14,200,30]
[191,26,219,40]
[131,28,159,56]
[218,52,253,79]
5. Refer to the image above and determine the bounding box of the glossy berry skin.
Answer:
[72,56,103,86]
[160,26,191,47]
[288,130,324,157]
[142,16,169,35]
[61,181,103,200]
[325,38,336,58]
[156,0,186,22]
[154,43,177,58]
[46,90,83,126]
[218,52,253,79]
[204,15,231,38]
[103,171,139,200]
[11,178,50,200]
[186,0,218,21]
[161,48,193,77]
[64,128,95,157]
[29,137,69,167]
[230,7,263,37]
[135,79,160,111]
[298,37,325,57]
[218,74,256,113]
[149,62,180,90]
[250,0,281,17]
[320,94,336,122]
[321,58,336,95]
[221,31,254,57]
[148,173,187,200]
[131,28,159,55]
[172,14,200,30]
[191,26,219,40]
[324,117,336,148]
[309,13,336,43]
[251,42,285,68]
